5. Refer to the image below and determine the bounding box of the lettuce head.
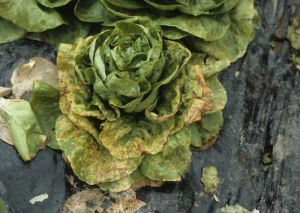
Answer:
[55,17,226,191]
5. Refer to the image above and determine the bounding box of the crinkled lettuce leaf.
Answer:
[0,97,47,161]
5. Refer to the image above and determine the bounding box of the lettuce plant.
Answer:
[54,17,226,191]
[100,0,261,62]
[0,0,260,64]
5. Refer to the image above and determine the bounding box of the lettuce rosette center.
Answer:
[55,17,227,191]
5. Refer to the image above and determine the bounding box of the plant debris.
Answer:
[201,165,219,194]
[61,189,146,213]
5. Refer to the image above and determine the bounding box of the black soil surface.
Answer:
[0,0,299,212]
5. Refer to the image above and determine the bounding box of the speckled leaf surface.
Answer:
[201,165,219,194]
[99,117,175,159]
[140,125,192,181]
[55,115,143,184]
[204,74,227,114]
[99,168,163,192]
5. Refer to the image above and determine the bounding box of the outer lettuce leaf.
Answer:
[190,111,223,149]
[30,80,62,150]
[209,0,239,14]
[0,97,47,161]
[99,169,163,192]
[140,125,192,181]
[75,0,116,23]
[205,74,227,114]
[57,42,81,114]
[156,13,231,41]
[99,117,175,159]
[56,115,143,184]
[0,0,65,32]
[177,64,212,125]
[144,0,227,16]
[189,0,260,62]
[188,53,230,78]
[45,16,91,48]
[35,0,72,8]
[0,17,26,44]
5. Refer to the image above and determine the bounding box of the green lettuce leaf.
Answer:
[205,74,227,114]
[188,53,230,78]
[0,17,26,44]
[54,17,228,189]
[156,13,231,41]
[30,80,62,150]
[201,165,219,194]
[99,117,175,159]
[99,168,163,192]
[75,0,116,22]
[45,15,91,48]
[144,0,227,16]
[0,0,65,32]
[35,0,72,8]
[56,115,143,184]
[0,97,47,161]
[190,111,223,149]
[189,0,260,62]
[140,125,192,181]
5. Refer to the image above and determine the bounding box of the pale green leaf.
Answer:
[0,97,47,161]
